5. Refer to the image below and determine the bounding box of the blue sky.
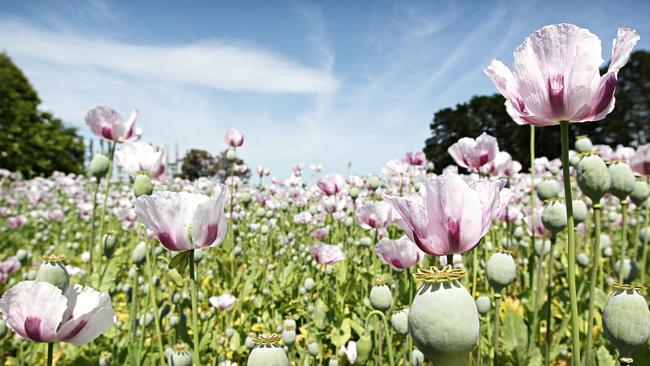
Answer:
[1,0,649,177]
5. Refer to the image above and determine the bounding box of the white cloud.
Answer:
[0,20,338,94]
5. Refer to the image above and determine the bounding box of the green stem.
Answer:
[145,239,165,363]
[96,142,116,287]
[545,236,556,366]
[585,205,602,366]
[528,125,538,351]
[493,293,501,366]
[88,180,100,277]
[560,121,581,366]
[618,201,629,283]
[641,186,650,282]
[532,253,544,347]
[46,343,53,366]
[129,267,139,366]
[189,249,201,365]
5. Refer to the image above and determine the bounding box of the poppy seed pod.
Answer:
[608,162,636,200]
[486,252,516,291]
[537,179,561,201]
[577,154,610,202]
[390,309,409,336]
[0,319,7,338]
[411,349,425,366]
[577,252,590,267]
[613,259,638,284]
[349,187,360,199]
[356,335,373,364]
[167,343,192,366]
[226,149,237,162]
[102,233,117,258]
[574,135,593,153]
[409,267,479,365]
[281,329,296,346]
[475,296,491,315]
[35,255,70,292]
[247,334,289,366]
[307,342,320,356]
[369,176,380,190]
[133,174,153,198]
[132,242,147,265]
[602,288,650,362]
[630,180,650,206]
[572,200,588,224]
[369,281,392,312]
[542,202,567,235]
[602,246,613,258]
[89,154,111,178]
[638,227,650,243]
[534,240,551,257]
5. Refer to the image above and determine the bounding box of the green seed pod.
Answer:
[304,277,315,291]
[602,246,613,258]
[409,276,479,364]
[281,329,296,346]
[226,149,237,162]
[89,154,111,178]
[602,288,650,360]
[102,233,117,258]
[133,174,153,198]
[98,352,112,366]
[16,249,31,263]
[390,309,409,336]
[486,252,516,291]
[0,319,7,338]
[638,227,650,243]
[608,162,636,200]
[572,200,588,224]
[411,349,425,366]
[513,226,524,239]
[307,342,320,356]
[475,296,491,315]
[426,162,435,174]
[356,335,373,364]
[541,202,567,235]
[534,240,551,257]
[349,187,360,199]
[167,344,192,366]
[574,135,593,153]
[600,233,612,248]
[369,283,392,312]
[132,242,147,265]
[369,176,380,190]
[613,259,638,284]
[577,154,610,202]
[630,180,650,206]
[577,252,589,267]
[537,179,561,201]
[193,249,204,263]
[36,255,70,292]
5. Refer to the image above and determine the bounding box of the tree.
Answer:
[0,53,85,177]
[179,149,250,182]
[212,149,250,183]
[424,51,650,172]
[180,149,218,180]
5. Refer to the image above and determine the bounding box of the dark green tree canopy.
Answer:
[424,51,650,172]
[180,149,250,182]
[0,53,85,177]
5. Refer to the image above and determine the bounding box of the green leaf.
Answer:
[596,346,615,366]
[313,299,328,330]
[169,251,191,274]
[501,304,528,355]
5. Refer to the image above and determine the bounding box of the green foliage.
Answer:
[0,53,84,177]
[424,51,650,172]
[179,148,250,182]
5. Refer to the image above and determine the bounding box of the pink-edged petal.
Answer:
[608,28,640,73]
[484,59,515,97]
[0,281,67,342]
[56,285,115,344]
[192,184,229,248]
[382,193,430,251]
[134,192,205,252]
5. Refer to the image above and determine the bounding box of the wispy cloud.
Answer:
[0,20,338,94]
